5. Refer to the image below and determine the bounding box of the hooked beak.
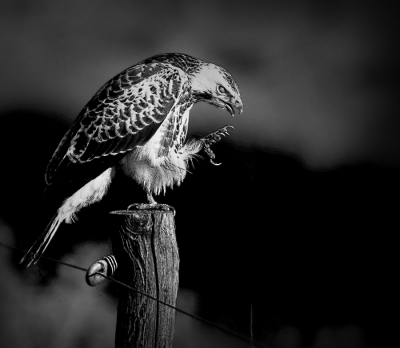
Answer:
[224,97,243,117]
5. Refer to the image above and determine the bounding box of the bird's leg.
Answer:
[199,125,234,166]
[147,192,156,204]
[126,191,175,215]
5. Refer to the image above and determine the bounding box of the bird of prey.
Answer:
[21,53,243,267]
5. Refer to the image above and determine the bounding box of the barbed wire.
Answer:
[0,241,267,348]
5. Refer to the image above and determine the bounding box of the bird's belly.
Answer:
[122,146,188,196]
[122,105,194,195]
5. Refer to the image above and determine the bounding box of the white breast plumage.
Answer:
[121,103,197,196]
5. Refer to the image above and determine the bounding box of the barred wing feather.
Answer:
[45,63,188,185]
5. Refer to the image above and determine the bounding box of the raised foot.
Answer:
[127,203,176,216]
[200,125,234,166]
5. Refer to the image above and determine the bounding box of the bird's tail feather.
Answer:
[20,213,62,267]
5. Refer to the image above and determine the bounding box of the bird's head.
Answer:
[190,63,243,117]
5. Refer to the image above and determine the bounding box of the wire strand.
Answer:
[0,241,268,348]
[250,303,254,348]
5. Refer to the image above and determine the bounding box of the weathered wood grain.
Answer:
[111,208,179,348]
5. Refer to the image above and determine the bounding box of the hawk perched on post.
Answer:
[21,53,243,267]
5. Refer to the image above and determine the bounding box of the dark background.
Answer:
[0,1,399,347]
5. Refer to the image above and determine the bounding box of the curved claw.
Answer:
[201,125,235,166]
[210,159,222,166]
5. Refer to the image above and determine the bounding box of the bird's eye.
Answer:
[217,85,227,94]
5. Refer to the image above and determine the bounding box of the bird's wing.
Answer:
[45,63,190,184]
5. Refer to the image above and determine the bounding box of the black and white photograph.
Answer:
[0,1,398,347]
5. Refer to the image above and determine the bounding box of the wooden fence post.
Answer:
[87,207,179,348]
